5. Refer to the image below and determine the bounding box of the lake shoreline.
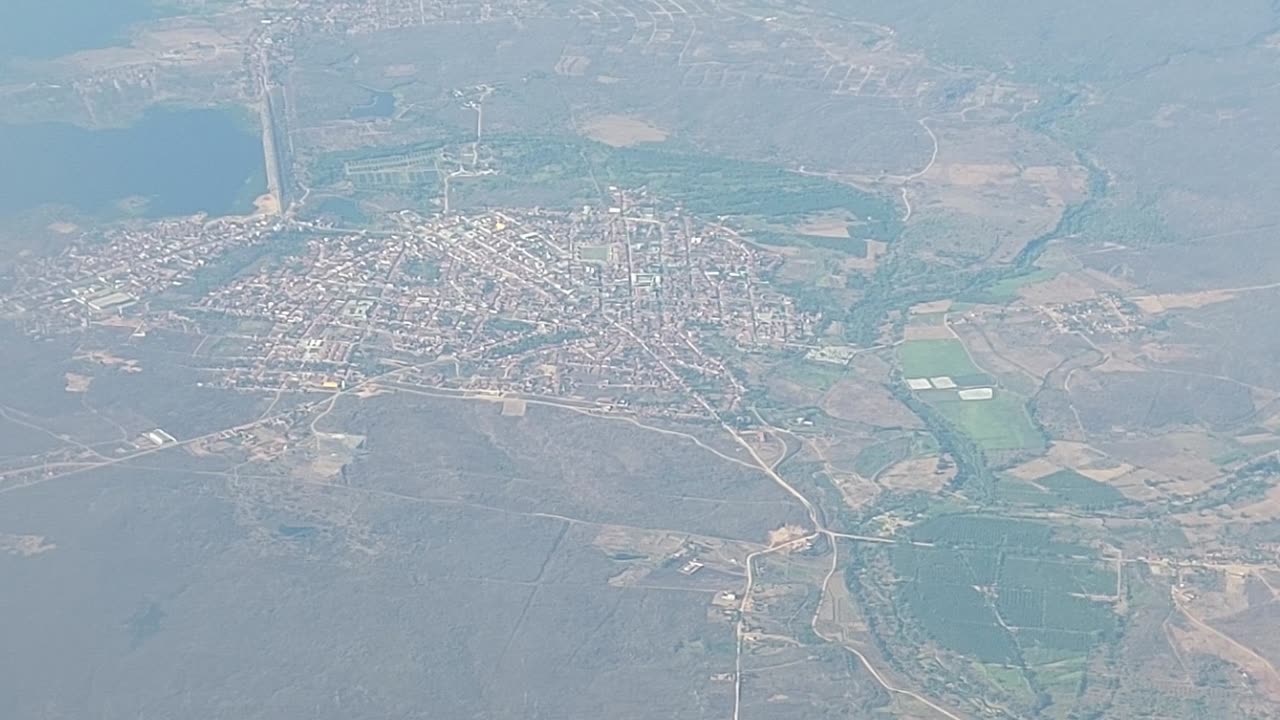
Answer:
[0,106,266,221]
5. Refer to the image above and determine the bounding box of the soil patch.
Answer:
[581,115,667,147]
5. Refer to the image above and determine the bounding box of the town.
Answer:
[1,193,816,423]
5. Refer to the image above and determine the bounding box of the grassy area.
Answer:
[959,268,1057,304]
[771,359,847,392]
[313,134,903,237]
[977,664,1038,704]
[994,474,1128,511]
[751,230,869,256]
[884,513,1119,702]
[170,232,309,300]
[311,196,370,225]
[852,438,911,478]
[852,434,940,478]
[487,317,535,333]
[1032,656,1088,697]
[579,245,611,262]
[906,514,1053,548]
[1210,446,1254,466]
[235,319,274,335]
[926,391,1044,451]
[897,340,1039,453]
[1035,469,1128,508]
[994,479,1058,506]
[403,257,442,284]
[898,339,981,378]
[901,580,1020,663]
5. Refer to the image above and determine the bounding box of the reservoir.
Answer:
[350,90,398,120]
[0,0,158,62]
[0,108,267,219]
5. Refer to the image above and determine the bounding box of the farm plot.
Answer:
[995,469,1131,510]
[851,433,938,478]
[899,339,1042,451]
[885,514,1120,679]
[1035,469,1129,508]
[994,478,1071,507]
[959,268,1058,304]
[907,513,1056,548]
[902,579,1022,663]
[898,339,981,379]
[925,390,1044,451]
[889,545,1119,666]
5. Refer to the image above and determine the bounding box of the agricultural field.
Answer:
[851,433,938,479]
[923,390,1044,451]
[995,469,1131,510]
[897,339,980,380]
[897,339,1042,451]
[960,268,1059,304]
[851,513,1124,715]
[762,358,851,407]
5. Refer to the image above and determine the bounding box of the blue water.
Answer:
[350,91,397,120]
[0,0,158,62]
[0,108,266,219]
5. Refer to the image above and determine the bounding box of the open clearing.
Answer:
[1129,288,1243,314]
[580,115,668,147]
[821,378,922,428]
[877,456,955,492]
[792,214,853,238]
[903,324,955,341]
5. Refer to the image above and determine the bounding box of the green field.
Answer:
[903,580,1021,663]
[579,245,611,262]
[852,438,911,478]
[171,232,309,300]
[316,135,904,238]
[883,514,1120,694]
[959,268,1057,304]
[892,545,1000,586]
[907,514,1053,547]
[487,317,535,333]
[751,230,869,256]
[1035,469,1129,508]
[994,472,1128,510]
[891,547,1118,666]
[851,434,939,478]
[771,359,847,392]
[1002,556,1117,596]
[898,339,981,378]
[311,196,370,225]
[977,663,1039,705]
[994,479,1059,506]
[403,257,443,284]
[926,391,1044,451]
